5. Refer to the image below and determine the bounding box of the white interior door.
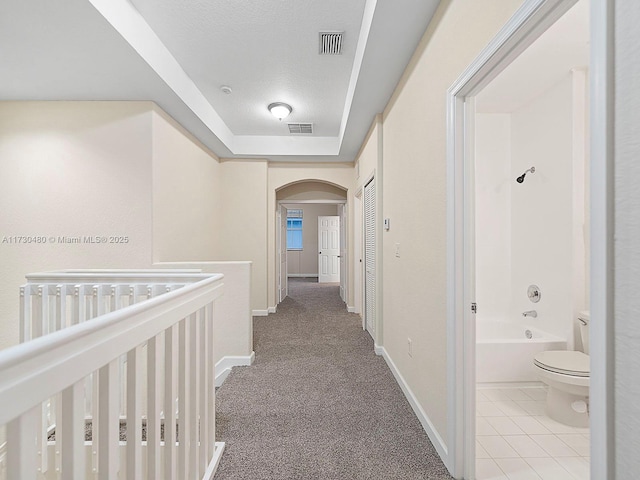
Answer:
[364,178,376,337]
[278,205,288,302]
[339,204,347,301]
[318,216,340,283]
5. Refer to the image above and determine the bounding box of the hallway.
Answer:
[215,278,452,479]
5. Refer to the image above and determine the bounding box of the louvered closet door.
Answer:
[364,178,376,338]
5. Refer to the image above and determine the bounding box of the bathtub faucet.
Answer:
[522,310,538,318]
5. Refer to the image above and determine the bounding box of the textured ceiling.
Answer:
[129,0,365,137]
[0,0,440,162]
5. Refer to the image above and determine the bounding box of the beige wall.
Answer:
[285,203,340,276]
[155,261,253,364]
[0,101,155,351]
[267,164,355,310]
[615,0,640,474]
[152,107,221,262]
[218,160,269,312]
[360,0,523,448]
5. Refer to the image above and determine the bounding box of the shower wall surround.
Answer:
[475,70,589,348]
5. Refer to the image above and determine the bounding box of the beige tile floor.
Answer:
[476,386,589,480]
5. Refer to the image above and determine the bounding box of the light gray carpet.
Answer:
[214,278,452,479]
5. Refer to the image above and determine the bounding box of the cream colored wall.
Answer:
[152,107,221,262]
[378,0,523,446]
[0,101,155,351]
[155,261,253,363]
[267,164,355,309]
[218,160,269,312]
[285,203,340,276]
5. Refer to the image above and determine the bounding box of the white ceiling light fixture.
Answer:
[268,102,292,120]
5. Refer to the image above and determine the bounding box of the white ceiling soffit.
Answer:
[0,0,439,162]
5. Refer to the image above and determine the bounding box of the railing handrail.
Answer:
[0,273,223,427]
[24,270,212,284]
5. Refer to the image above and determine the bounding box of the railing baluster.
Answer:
[98,360,119,480]
[207,302,215,460]
[127,346,142,480]
[34,286,48,476]
[55,392,62,475]
[91,369,99,476]
[147,333,162,479]
[113,285,127,422]
[178,316,190,478]
[199,307,208,477]
[7,406,39,480]
[19,285,31,343]
[55,285,65,332]
[164,324,178,480]
[37,403,47,475]
[34,286,44,339]
[189,312,199,476]
[60,381,85,480]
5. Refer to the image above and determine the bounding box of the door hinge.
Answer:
[471,303,477,314]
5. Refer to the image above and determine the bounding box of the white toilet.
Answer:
[533,311,590,427]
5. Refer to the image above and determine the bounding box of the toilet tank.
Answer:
[578,311,590,355]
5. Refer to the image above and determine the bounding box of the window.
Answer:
[286,209,303,250]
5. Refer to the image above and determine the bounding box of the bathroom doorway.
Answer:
[474,2,591,477]
[446,0,613,478]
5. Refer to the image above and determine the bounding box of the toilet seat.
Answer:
[534,351,590,377]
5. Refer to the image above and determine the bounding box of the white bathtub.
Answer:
[476,321,567,384]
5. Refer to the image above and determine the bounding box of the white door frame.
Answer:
[446,0,614,478]
[354,188,364,323]
[277,204,288,303]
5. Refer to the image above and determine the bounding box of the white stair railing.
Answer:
[18,270,217,477]
[0,272,225,479]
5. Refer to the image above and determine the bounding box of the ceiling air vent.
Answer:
[319,32,343,55]
[288,123,313,134]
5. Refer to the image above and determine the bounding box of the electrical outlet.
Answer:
[407,337,412,357]
[395,243,400,258]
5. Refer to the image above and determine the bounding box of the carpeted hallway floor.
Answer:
[214,278,453,479]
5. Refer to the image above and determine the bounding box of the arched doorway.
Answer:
[276,181,348,305]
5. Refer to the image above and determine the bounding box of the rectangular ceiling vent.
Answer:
[319,32,343,55]
[288,123,313,134]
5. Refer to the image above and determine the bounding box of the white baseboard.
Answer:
[374,344,384,356]
[203,442,226,480]
[287,274,319,278]
[253,306,277,316]
[215,352,255,387]
[347,305,356,313]
[378,346,448,464]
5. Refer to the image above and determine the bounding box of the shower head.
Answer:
[516,166,535,183]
